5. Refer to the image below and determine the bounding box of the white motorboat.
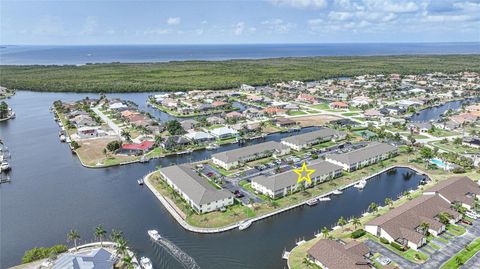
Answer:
[59,135,66,142]
[306,198,318,206]
[332,189,343,195]
[238,220,252,230]
[206,143,219,150]
[148,229,161,241]
[354,179,367,189]
[319,197,331,202]
[137,178,144,185]
[140,256,153,269]
[0,161,10,172]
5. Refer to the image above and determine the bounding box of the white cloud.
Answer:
[166,17,181,25]
[363,0,419,13]
[80,16,98,35]
[143,28,171,35]
[270,0,327,9]
[33,16,65,35]
[424,14,477,23]
[262,19,296,33]
[234,22,245,35]
[328,11,354,21]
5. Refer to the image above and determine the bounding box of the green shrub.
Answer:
[391,241,406,251]
[351,229,366,239]
[22,245,68,263]
[380,237,389,244]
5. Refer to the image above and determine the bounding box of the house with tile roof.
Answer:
[159,164,234,213]
[307,240,372,269]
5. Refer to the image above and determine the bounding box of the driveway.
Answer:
[92,106,122,136]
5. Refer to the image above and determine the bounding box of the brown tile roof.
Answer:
[426,176,480,207]
[307,240,370,269]
[367,195,455,245]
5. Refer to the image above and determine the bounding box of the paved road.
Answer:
[92,106,122,136]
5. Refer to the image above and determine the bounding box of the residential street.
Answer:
[92,106,122,136]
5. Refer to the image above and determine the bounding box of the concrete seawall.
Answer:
[144,165,428,234]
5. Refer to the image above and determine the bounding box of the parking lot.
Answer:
[365,219,480,269]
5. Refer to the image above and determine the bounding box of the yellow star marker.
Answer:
[294,162,316,184]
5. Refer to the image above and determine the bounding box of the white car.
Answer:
[465,211,478,220]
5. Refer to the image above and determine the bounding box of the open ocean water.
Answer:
[1,42,479,65]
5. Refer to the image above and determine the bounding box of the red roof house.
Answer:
[121,141,154,154]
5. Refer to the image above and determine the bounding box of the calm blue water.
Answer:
[1,43,479,65]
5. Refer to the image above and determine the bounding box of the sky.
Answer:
[1,0,480,45]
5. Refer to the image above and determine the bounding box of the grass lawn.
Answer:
[441,238,480,269]
[431,141,479,154]
[429,129,458,138]
[309,103,330,110]
[342,112,360,116]
[287,110,308,116]
[312,141,337,149]
[447,224,466,236]
[411,134,429,139]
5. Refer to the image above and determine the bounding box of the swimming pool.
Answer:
[430,158,448,169]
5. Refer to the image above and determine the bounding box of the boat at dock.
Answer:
[176,149,193,155]
[318,197,331,201]
[0,161,11,172]
[306,198,318,206]
[206,143,219,150]
[148,229,162,241]
[140,256,153,269]
[354,179,367,189]
[239,220,252,230]
[332,189,343,195]
[59,135,66,142]
[137,178,144,185]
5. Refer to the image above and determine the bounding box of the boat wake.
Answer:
[153,237,201,269]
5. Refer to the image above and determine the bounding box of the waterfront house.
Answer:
[185,131,214,143]
[351,96,373,107]
[251,161,343,198]
[364,109,383,119]
[423,176,480,210]
[209,126,239,139]
[162,135,190,150]
[307,240,371,269]
[365,195,461,250]
[180,119,198,131]
[325,142,398,172]
[120,141,154,155]
[408,122,432,133]
[72,115,97,128]
[330,101,349,109]
[463,138,480,149]
[52,248,116,269]
[206,116,225,125]
[211,141,290,170]
[281,128,346,151]
[297,93,317,103]
[274,117,297,128]
[159,164,234,213]
[77,126,103,139]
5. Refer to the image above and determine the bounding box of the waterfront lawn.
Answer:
[365,234,429,264]
[431,141,479,154]
[441,237,480,269]
[429,129,457,138]
[312,141,336,149]
[287,110,308,116]
[447,224,466,237]
[342,112,360,116]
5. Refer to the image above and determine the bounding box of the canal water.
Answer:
[409,97,480,122]
[1,91,425,269]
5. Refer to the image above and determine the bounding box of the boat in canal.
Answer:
[332,189,342,195]
[206,143,219,150]
[59,135,66,142]
[0,161,11,172]
[354,179,367,189]
[140,256,153,269]
[238,220,252,230]
[137,178,144,185]
[306,198,318,206]
[318,197,331,202]
[148,229,162,241]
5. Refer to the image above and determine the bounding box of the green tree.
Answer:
[337,216,347,230]
[110,229,123,242]
[321,227,330,239]
[0,101,9,119]
[368,202,378,213]
[166,120,185,135]
[385,198,393,209]
[67,229,81,250]
[352,217,361,230]
[94,225,107,247]
[121,130,132,142]
[419,222,429,235]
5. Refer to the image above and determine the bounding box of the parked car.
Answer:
[206,172,214,177]
[461,219,473,225]
[235,193,244,198]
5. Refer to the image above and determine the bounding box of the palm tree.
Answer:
[94,225,107,247]
[368,202,378,213]
[419,222,430,235]
[110,229,123,242]
[337,216,347,230]
[352,217,361,230]
[123,254,134,269]
[67,229,81,250]
[302,257,311,268]
[384,198,393,209]
[115,238,128,256]
[438,212,451,225]
[321,227,330,239]
[121,130,131,142]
